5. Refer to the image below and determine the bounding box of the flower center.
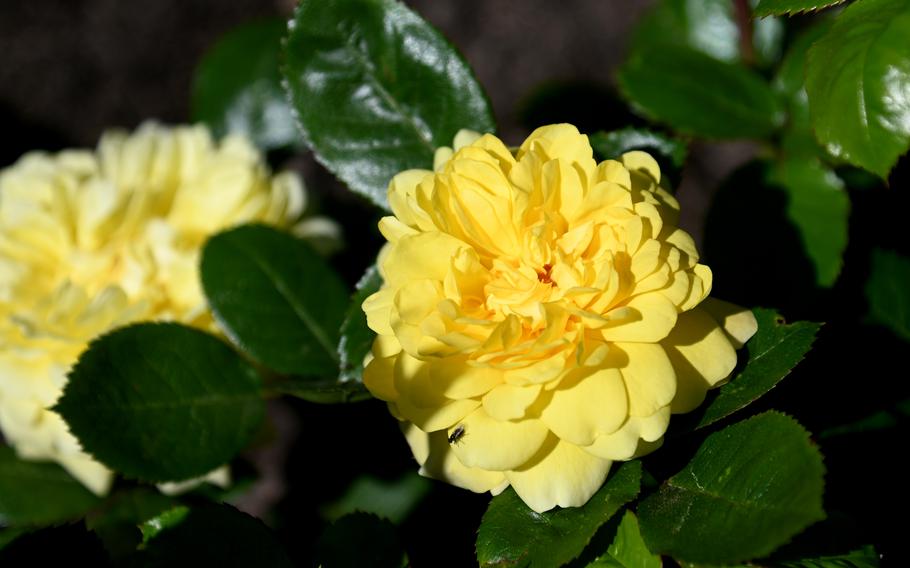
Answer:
[536,263,556,287]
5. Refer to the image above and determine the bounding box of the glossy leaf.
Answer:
[618,44,783,139]
[57,323,264,483]
[632,0,783,66]
[639,412,825,564]
[135,504,293,567]
[865,249,910,341]
[771,158,850,287]
[587,511,661,568]
[776,546,881,567]
[755,0,847,16]
[697,309,820,428]
[806,0,910,177]
[0,446,99,527]
[284,0,495,208]
[192,18,299,150]
[314,512,407,568]
[589,127,688,187]
[338,265,382,383]
[476,461,641,568]
[201,224,348,377]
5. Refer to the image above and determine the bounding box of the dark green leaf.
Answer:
[57,323,264,483]
[819,410,899,439]
[755,0,847,16]
[806,0,910,177]
[0,523,109,565]
[338,265,382,383]
[777,545,881,568]
[476,461,641,568]
[192,18,299,150]
[587,511,661,568]
[85,488,177,561]
[632,0,783,67]
[139,506,189,545]
[283,0,495,208]
[697,309,820,428]
[201,224,348,376]
[618,44,783,139]
[770,158,849,287]
[589,128,688,187]
[314,512,407,568]
[0,528,26,550]
[135,504,293,567]
[271,376,372,404]
[866,249,910,341]
[0,446,99,527]
[320,472,431,524]
[639,412,825,564]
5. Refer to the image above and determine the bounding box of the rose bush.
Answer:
[362,124,757,512]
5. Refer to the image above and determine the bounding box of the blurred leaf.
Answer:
[697,309,820,428]
[806,0,910,177]
[314,512,407,568]
[476,462,641,568]
[201,224,348,377]
[134,504,293,567]
[57,323,264,483]
[0,528,26,550]
[755,0,847,16]
[320,472,431,524]
[777,545,881,567]
[85,488,176,561]
[587,511,660,568]
[272,376,371,403]
[590,127,688,187]
[639,412,825,564]
[139,506,189,545]
[192,18,298,150]
[284,0,495,208]
[618,45,783,139]
[338,265,382,383]
[771,158,850,287]
[865,249,910,341]
[819,410,900,439]
[0,446,99,527]
[632,0,783,67]
[0,523,109,565]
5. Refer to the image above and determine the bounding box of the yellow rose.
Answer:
[362,124,757,513]
[0,122,338,495]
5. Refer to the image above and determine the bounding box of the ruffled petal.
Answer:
[447,408,550,471]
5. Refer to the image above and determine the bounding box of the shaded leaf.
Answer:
[590,127,687,187]
[271,377,372,404]
[192,18,298,150]
[639,412,825,564]
[284,0,495,208]
[697,309,820,428]
[777,545,881,567]
[865,249,910,341]
[320,472,431,524]
[338,265,382,383]
[477,462,641,568]
[0,446,99,527]
[314,512,407,568]
[806,0,910,177]
[0,523,109,566]
[755,0,848,17]
[57,323,264,483]
[618,44,783,139]
[201,224,348,377]
[587,511,661,568]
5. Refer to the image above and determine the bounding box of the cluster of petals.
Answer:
[362,124,757,513]
[0,122,335,494]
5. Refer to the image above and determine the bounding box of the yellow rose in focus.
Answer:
[0,122,338,495]
[362,124,757,513]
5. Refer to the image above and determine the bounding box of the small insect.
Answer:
[448,424,466,445]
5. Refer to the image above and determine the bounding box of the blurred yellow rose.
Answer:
[362,124,757,513]
[0,122,337,495]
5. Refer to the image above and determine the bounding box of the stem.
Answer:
[734,0,755,65]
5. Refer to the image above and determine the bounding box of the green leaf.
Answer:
[135,504,293,567]
[776,546,881,567]
[284,0,496,208]
[271,376,372,404]
[618,44,783,139]
[476,461,641,568]
[632,0,783,67]
[139,506,189,545]
[201,224,348,377]
[589,128,688,187]
[587,511,661,568]
[866,249,910,341]
[805,0,910,177]
[0,528,26,550]
[320,472,431,524]
[770,158,850,287]
[755,0,847,17]
[697,309,820,428]
[192,18,299,150]
[57,323,265,483]
[85,488,177,561]
[338,265,382,383]
[0,523,108,565]
[639,412,825,564]
[314,512,407,568]
[0,446,99,527]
